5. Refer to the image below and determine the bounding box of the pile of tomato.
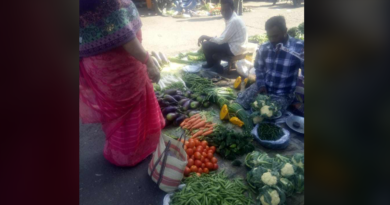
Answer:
[180,138,218,177]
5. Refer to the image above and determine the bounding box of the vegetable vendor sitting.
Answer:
[197,0,248,74]
[235,16,304,114]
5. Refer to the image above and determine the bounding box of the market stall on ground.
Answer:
[149,39,304,205]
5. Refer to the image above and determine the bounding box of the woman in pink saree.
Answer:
[79,0,165,166]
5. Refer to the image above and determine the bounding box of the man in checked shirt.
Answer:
[236,16,304,112]
[197,0,247,73]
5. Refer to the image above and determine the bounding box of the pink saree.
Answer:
[79,31,165,166]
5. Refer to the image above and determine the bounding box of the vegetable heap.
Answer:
[287,22,304,40]
[257,123,284,141]
[200,125,255,160]
[220,103,253,132]
[180,113,216,138]
[245,151,305,204]
[168,49,206,64]
[169,171,252,205]
[248,34,269,45]
[180,138,218,177]
[251,94,281,124]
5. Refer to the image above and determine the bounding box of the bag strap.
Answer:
[177,130,186,148]
[150,140,172,186]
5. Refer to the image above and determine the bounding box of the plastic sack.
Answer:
[182,63,202,73]
[251,123,291,150]
[163,184,186,205]
[158,74,187,90]
[236,59,253,78]
[148,133,188,192]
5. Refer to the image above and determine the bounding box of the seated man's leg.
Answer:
[202,41,218,68]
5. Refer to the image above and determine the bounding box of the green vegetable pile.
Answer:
[170,171,253,205]
[163,81,186,92]
[168,49,206,64]
[288,22,304,40]
[244,151,304,204]
[182,73,215,93]
[200,125,255,160]
[257,123,284,141]
[248,34,269,44]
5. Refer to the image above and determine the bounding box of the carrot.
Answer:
[186,118,198,124]
[180,118,189,126]
[191,121,207,129]
[192,130,204,138]
[191,114,201,119]
[205,123,213,128]
[202,130,213,136]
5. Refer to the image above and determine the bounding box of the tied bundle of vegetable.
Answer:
[169,171,253,205]
[180,113,216,139]
[200,125,255,160]
[228,103,254,132]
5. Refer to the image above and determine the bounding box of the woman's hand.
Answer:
[146,59,160,83]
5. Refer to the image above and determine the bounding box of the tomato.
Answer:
[184,167,191,176]
[184,145,187,150]
[188,141,194,149]
[201,163,206,168]
[196,173,201,177]
[196,146,203,152]
[202,152,207,157]
[191,155,195,160]
[185,141,189,146]
[180,139,185,143]
[211,157,218,163]
[213,163,218,170]
[194,152,201,160]
[190,165,198,172]
[186,148,194,156]
[204,158,210,163]
[206,145,209,150]
[201,141,208,148]
[207,152,213,160]
[187,159,194,167]
[194,139,200,146]
[198,168,203,173]
[188,139,194,144]
[206,162,214,170]
[210,146,216,152]
[207,149,214,154]
[194,160,202,167]
[203,168,209,174]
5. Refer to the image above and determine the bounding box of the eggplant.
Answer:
[176,90,183,96]
[190,101,200,109]
[166,113,179,121]
[164,89,178,95]
[178,98,190,106]
[184,91,192,98]
[188,111,200,117]
[172,95,184,101]
[155,91,161,96]
[162,106,178,116]
[164,118,171,127]
[160,100,171,107]
[203,101,210,108]
[173,115,187,126]
[163,94,178,103]
[190,93,199,99]
[196,95,205,102]
[183,100,191,111]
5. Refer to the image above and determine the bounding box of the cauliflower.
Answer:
[260,189,280,205]
[281,163,295,177]
[292,153,304,170]
[260,105,273,117]
[261,172,277,186]
[253,116,264,124]
[253,101,259,108]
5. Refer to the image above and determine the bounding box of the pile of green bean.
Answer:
[170,171,252,205]
[182,73,215,94]
[257,123,284,141]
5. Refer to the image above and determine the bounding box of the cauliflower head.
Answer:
[292,153,304,170]
[260,105,273,118]
[253,101,259,108]
[281,163,295,177]
[260,190,280,205]
[261,172,277,186]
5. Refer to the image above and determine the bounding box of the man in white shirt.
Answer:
[197,0,247,73]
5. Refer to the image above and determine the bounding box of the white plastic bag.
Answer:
[158,74,186,89]
[163,184,186,205]
[236,59,254,77]
[182,63,202,73]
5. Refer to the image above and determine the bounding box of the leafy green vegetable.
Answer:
[170,171,253,205]
[201,125,254,160]
[291,153,304,172]
[293,174,304,194]
[245,151,274,169]
[163,81,186,92]
[248,34,269,44]
[278,178,295,196]
[257,123,284,141]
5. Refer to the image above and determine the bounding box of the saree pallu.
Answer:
[79,31,165,166]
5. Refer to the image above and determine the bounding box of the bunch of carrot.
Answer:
[180,114,216,139]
